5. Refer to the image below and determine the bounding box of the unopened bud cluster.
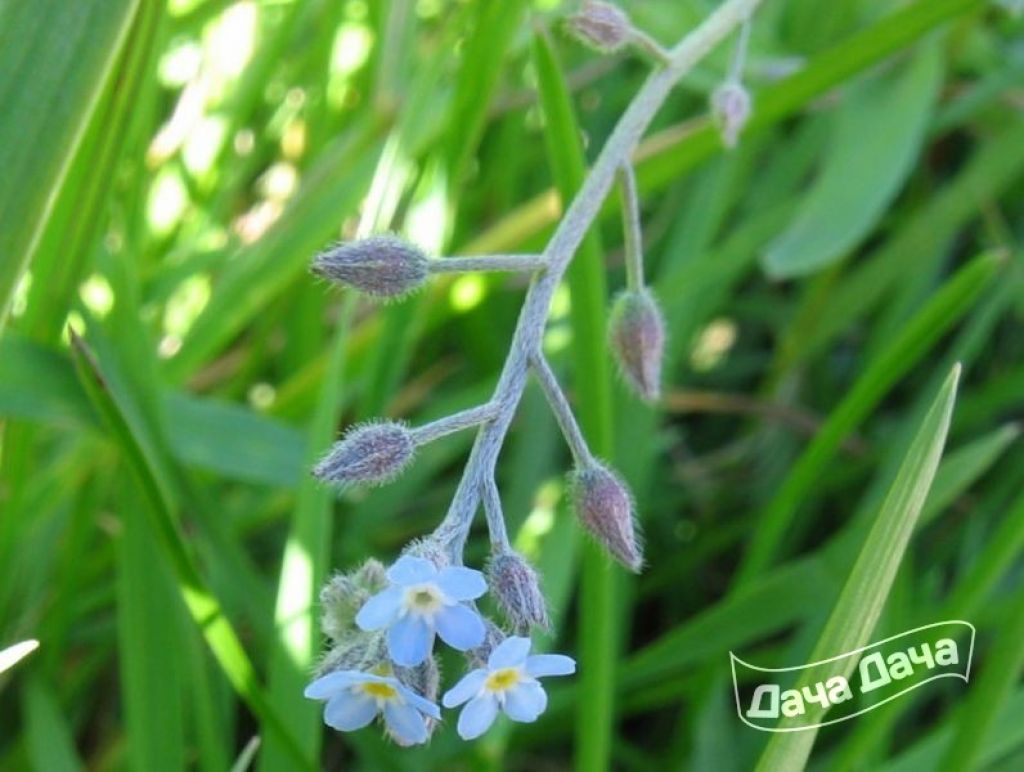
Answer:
[566,1,633,53]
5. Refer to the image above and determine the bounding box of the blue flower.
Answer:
[442,636,576,740]
[304,669,440,746]
[355,555,487,667]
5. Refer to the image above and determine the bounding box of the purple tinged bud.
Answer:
[464,619,506,670]
[313,420,415,487]
[566,1,632,53]
[487,551,550,633]
[569,462,643,572]
[711,80,752,149]
[609,289,665,402]
[311,234,429,299]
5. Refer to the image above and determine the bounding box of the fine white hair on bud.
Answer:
[313,420,415,487]
[320,559,389,641]
[569,462,643,572]
[311,234,429,299]
[710,80,752,149]
[565,1,632,53]
[315,630,387,676]
[464,619,507,670]
[609,288,665,402]
[402,537,452,570]
[395,656,441,711]
[487,551,550,633]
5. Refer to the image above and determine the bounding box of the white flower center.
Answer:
[403,583,444,616]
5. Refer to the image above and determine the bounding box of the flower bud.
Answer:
[711,80,752,149]
[313,420,415,487]
[566,1,632,53]
[609,289,665,402]
[311,235,429,299]
[464,619,506,670]
[320,559,389,641]
[569,462,643,572]
[315,631,387,676]
[402,537,451,570]
[487,551,549,632]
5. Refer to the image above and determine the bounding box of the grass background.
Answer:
[1,0,1022,769]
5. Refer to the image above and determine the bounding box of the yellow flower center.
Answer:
[485,667,521,692]
[361,681,398,700]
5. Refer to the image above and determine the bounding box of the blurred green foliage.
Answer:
[0,0,1022,770]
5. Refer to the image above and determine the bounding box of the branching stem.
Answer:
[428,255,548,274]
[411,403,497,445]
[531,353,594,467]
[432,0,765,560]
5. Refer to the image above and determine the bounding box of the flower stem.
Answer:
[617,164,645,291]
[530,353,595,467]
[427,255,548,274]
[411,403,497,445]
[480,475,512,553]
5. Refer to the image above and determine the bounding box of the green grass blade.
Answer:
[67,329,313,770]
[23,677,84,772]
[736,252,1000,585]
[532,27,617,772]
[763,44,942,278]
[754,364,961,771]
[0,0,137,331]
[261,301,354,770]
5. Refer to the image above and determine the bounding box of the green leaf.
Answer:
[0,0,137,331]
[23,677,84,772]
[67,329,313,770]
[754,364,961,771]
[762,45,943,278]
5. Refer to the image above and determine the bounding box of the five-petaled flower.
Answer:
[442,636,576,740]
[304,669,440,746]
[356,555,487,666]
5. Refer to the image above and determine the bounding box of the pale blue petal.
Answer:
[502,682,547,723]
[488,636,532,669]
[435,604,485,651]
[388,614,433,666]
[354,585,403,631]
[387,556,437,585]
[442,668,487,708]
[398,685,441,720]
[435,566,487,601]
[457,694,499,740]
[324,691,377,731]
[384,701,429,745]
[525,654,576,678]
[304,670,363,700]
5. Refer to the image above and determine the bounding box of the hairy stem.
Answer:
[531,353,595,466]
[411,403,497,445]
[481,476,512,553]
[433,0,765,560]
[617,164,644,291]
[427,255,548,274]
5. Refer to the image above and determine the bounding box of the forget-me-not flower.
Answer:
[442,636,576,740]
[355,555,487,667]
[304,668,440,746]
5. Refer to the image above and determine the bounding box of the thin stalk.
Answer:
[427,255,548,274]
[530,354,595,466]
[617,164,645,290]
[728,15,752,81]
[411,403,497,445]
[481,476,512,553]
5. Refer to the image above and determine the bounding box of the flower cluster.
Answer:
[305,555,575,744]
[302,0,761,751]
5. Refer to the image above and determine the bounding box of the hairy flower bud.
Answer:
[464,619,506,670]
[402,537,451,570]
[312,235,429,299]
[711,80,752,149]
[320,559,389,641]
[569,462,642,572]
[566,1,632,53]
[313,420,415,487]
[315,631,387,676]
[487,551,549,632]
[609,289,665,402]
